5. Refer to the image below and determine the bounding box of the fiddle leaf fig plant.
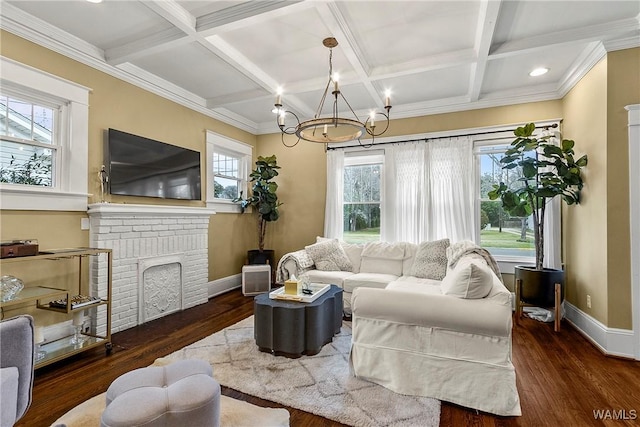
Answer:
[233,155,282,251]
[488,123,588,270]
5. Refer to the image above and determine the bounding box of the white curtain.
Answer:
[426,136,475,242]
[324,149,344,239]
[543,129,562,269]
[381,136,474,244]
[381,142,428,243]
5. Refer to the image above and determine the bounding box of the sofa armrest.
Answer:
[275,249,315,283]
[351,287,512,337]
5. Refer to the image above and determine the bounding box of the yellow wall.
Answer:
[562,58,609,323]
[0,30,256,281]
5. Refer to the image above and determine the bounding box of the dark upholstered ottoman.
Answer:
[254,285,343,358]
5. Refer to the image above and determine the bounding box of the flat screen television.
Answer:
[106,129,201,200]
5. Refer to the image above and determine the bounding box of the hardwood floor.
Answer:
[20,289,640,427]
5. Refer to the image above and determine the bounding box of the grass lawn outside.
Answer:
[343,227,535,257]
[343,228,380,244]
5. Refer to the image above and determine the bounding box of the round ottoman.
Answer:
[100,359,220,427]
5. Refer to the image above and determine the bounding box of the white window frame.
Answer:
[0,57,89,211]
[205,130,251,213]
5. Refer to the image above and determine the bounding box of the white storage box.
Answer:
[242,265,271,295]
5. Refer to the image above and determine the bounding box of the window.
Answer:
[476,144,535,260]
[0,57,89,211]
[0,94,56,187]
[206,130,251,213]
[343,154,383,243]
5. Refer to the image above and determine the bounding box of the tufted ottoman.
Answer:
[100,359,220,427]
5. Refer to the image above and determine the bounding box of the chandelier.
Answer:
[274,37,392,148]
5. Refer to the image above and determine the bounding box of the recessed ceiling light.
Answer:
[86,0,103,3]
[529,67,549,77]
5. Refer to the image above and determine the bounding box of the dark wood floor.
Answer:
[19,289,640,427]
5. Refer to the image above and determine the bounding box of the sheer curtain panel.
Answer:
[426,136,475,242]
[324,150,344,239]
[381,143,428,243]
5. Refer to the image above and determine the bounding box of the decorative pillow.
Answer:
[441,258,493,299]
[305,239,353,272]
[409,238,450,280]
[315,236,363,272]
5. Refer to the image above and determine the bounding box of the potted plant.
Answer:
[233,155,282,265]
[488,123,588,307]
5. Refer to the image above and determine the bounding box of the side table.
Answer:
[254,285,343,358]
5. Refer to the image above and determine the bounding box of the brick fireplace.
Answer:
[88,203,215,333]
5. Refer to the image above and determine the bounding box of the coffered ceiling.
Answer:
[2,1,639,134]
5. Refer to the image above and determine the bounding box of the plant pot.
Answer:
[515,265,565,308]
[247,249,275,267]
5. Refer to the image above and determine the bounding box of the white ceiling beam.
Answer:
[195,1,307,36]
[369,49,476,81]
[105,28,190,65]
[315,2,383,106]
[142,0,197,36]
[490,16,640,59]
[469,0,502,101]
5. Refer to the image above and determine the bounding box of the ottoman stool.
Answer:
[100,359,220,427]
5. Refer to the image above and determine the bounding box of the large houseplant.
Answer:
[488,123,588,306]
[233,155,281,264]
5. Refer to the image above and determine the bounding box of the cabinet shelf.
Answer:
[1,247,112,369]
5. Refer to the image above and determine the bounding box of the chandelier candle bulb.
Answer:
[275,93,282,106]
[278,113,285,126]
[324,124,328,135]
[370,112,375,127]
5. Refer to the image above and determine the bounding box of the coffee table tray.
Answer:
[269,283,331,303]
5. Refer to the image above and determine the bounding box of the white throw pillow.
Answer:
[441,258,493,299]
[305,239,353,272]
[409,239,450,280]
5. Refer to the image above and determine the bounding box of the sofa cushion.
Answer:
[343,273,399,293]
[316,237,364,273]
[409,238,450,280]
[301,270,354,287]
[360,242,405,275]
[441,258,493,299]
[305,239,352,272]
[386,279,442,296]
[402,243,419,275]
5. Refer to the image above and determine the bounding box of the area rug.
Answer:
[51,387,289,427]
[160,316,441,427]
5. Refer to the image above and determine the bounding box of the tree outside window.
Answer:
[478,147,535,258]
[343,160,381,243]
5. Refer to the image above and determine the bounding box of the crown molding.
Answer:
[557,42,607,98]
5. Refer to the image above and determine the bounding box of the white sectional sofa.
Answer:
[276,238,521,416]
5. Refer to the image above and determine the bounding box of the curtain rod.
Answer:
[326,123,558,151]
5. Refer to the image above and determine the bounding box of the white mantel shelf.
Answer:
[88,203,216,217]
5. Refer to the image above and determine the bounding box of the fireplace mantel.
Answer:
[88,203,216,217]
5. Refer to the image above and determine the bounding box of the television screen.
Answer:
[107,129,201,200]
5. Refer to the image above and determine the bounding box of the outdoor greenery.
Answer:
[213,181,237,199]
[343,228,381,244]
[233,155,281,251]
[488,123,588,269]
[0,152,52,186]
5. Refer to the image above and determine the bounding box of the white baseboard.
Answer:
[564,302,636,359]
[208,273,242,298]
